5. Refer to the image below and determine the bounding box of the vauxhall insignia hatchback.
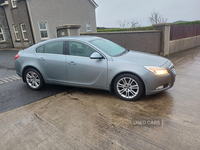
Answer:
[14,36,176,101]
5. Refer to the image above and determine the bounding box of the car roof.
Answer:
[49,36,101,43]
[59,36,101,41]
[31,36,101,48]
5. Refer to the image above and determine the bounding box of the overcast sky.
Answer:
[94,0,200,27]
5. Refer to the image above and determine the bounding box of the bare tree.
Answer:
[130,20,140,28]
[117,20,129,28]
[149,11,168,24]
[117,19,140,28]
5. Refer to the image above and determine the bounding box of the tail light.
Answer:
[15,54,20,60]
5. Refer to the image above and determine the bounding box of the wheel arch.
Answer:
[22,66,43,83]
[110,72,146,95]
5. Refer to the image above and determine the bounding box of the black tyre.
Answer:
[114,73,144,101]
[24,68,44,90]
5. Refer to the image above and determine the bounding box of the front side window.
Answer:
[13,25,20,41]
[69,41,96,57]
[90,39,126,56]
[0,27,5,42]
[20,23,28,40]
[36,41,63,55]
[86,22,91,32]
[11,0,17,8]
[39,22,49,40]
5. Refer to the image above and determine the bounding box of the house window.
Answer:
[0,27,5,42]
[20,23,28,40]
[39,22,49,40]
[11,0,17,8]
[13,25,20,41]
[86,22,91,32]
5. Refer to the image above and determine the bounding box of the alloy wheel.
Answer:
[116,77,139,99]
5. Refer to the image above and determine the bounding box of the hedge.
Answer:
[97,20,200,32]
[97,26,153,32]
[172,20,200,25]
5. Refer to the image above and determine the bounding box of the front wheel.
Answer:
[114,74,144,101]
[24,68,44,90]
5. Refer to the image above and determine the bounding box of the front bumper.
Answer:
[143,61,176,95]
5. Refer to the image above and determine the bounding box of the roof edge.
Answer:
[90,0,98,8]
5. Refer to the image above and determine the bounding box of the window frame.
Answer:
[12,25,20,41]
[86,22,91,32]
[0,27,6,42]
[20,23,28,41]
[11,0,17,8]
[38,21,49,40]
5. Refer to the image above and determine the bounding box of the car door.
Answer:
[66,41,108,88]
[35,41,67,83]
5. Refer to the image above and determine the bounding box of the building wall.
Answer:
[3,0,34,48]
[27,0,97,43]
[0,6,13,49]
[81,31,162,54]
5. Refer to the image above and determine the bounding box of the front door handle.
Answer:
[68,61,76,65]
[38,57,45,61]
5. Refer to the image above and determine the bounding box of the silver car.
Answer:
[14,36,176,101]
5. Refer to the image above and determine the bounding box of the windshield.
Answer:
[90,39,126,56]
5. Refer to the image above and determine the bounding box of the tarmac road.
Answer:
[0,50,17,78]
[0,50,67,113]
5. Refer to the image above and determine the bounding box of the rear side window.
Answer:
[36,45,44,53]
[36,41,64,54]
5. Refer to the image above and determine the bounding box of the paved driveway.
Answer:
[0,47,200,150]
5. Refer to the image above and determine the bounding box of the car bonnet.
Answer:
[112,50,169,66]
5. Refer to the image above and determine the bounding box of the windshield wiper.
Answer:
[113,49,129,57]
[119,49,129,56]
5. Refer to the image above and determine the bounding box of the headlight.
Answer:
[144,66,168,75]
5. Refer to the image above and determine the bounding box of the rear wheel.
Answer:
[24,68,44,90]
[114,74,144,101]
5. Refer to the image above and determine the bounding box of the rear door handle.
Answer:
[68,61,76,65]
[38,57,45,61]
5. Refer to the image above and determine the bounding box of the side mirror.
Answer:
[90,52,103,59]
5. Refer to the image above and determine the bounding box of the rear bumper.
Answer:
[14,60,22,77]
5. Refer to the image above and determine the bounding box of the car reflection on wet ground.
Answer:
[0,46,200,150]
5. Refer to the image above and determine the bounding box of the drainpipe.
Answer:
[1,6,14,48]
[24,0,35,44]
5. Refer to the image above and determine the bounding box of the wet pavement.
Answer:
[0,50,67,113]
[0,47,200,150]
